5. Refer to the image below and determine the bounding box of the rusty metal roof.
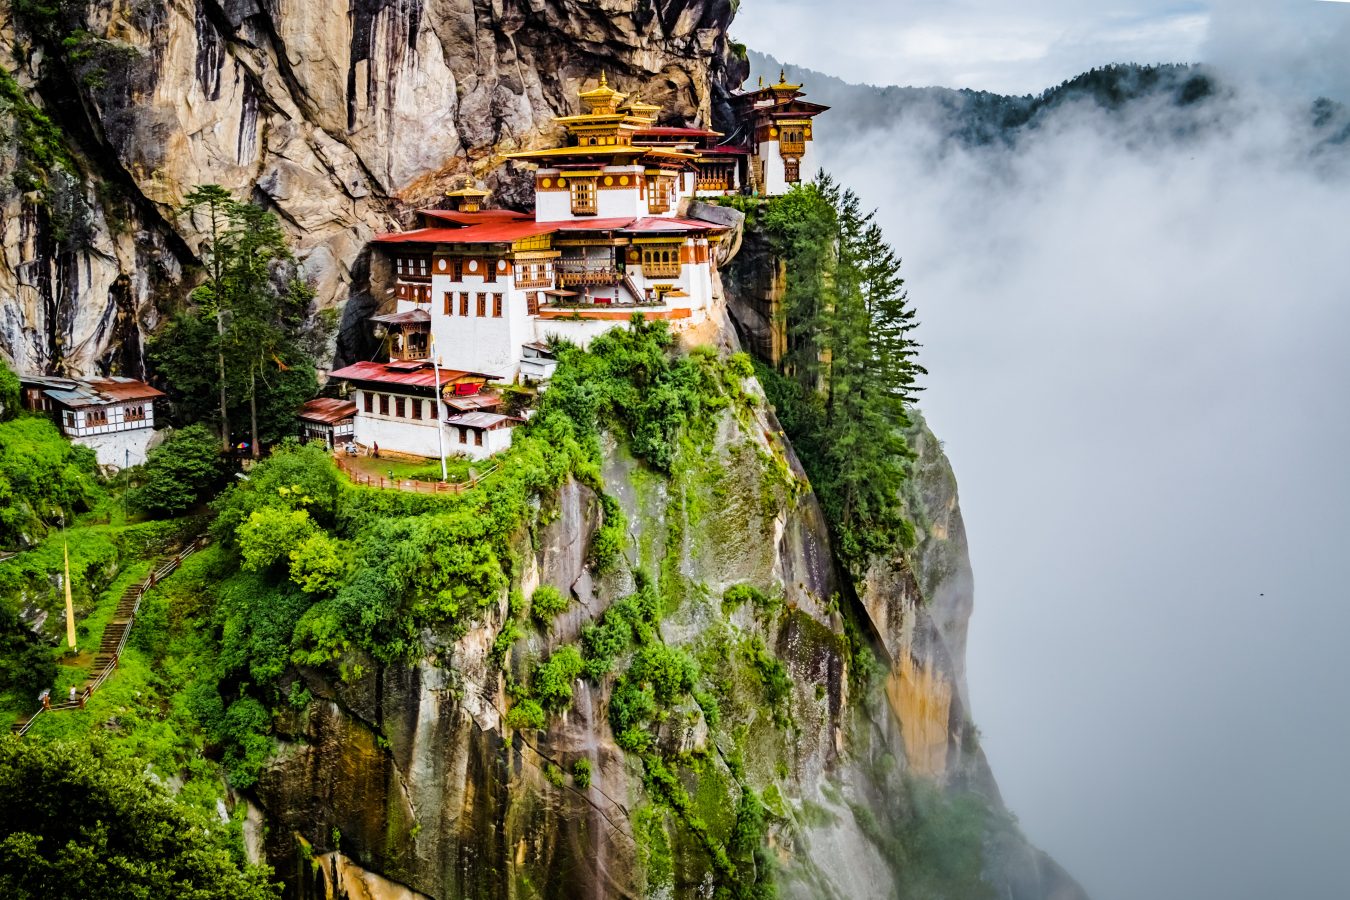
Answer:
[22,375,162,408]
[443,390,502,413]
[330,361,495,390]
[370,309,431,325]
[298,397,357,425]
[445,411,513,430]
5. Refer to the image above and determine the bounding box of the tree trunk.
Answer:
[216,309,229,452]
[249,363,260,459]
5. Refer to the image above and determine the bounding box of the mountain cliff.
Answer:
[0,0,746,376]
[0,3,1087,898]
[243,324,1083,899]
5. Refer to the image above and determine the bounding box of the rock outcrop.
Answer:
[246,311,1085,898]
[0,0,748,376]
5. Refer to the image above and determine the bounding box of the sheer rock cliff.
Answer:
[0,0,746,376]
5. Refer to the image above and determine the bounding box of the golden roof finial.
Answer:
[758,75,763,88]
[600,71,608,88]
[780,68,786,83]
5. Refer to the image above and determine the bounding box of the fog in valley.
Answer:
[742,3,1350,897]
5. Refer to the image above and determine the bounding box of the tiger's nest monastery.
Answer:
[330,73,826,462]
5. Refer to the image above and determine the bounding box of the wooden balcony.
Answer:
[780,140,806,156]
[557,263,621,286]
[642,262,681,279]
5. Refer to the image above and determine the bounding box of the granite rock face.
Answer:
[247,315,1086,898]
[0,0,748,376]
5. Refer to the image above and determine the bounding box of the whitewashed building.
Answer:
[298,398,356,449]
[20,375,164,467]
[333,73,827,462]
[731,72,829,197]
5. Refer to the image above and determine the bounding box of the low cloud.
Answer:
[812,80,1350,900]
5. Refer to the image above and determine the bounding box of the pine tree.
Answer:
[152,186,325,454]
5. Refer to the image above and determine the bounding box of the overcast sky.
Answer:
[736,0,1350,98]
[734,3,1350,900]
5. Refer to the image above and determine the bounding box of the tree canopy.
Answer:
[150,186,327,454]
[130,424,225,519]
[0,737,280,899]
[756,175,926,565]
[0,416,100,548]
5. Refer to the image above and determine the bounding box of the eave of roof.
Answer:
[330,361,494,390]
[420,208,532,226]
[299,398,358,424]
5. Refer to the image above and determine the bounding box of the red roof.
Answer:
[330,361,494,390]
[86,377,164,402]
[635,127,722,138]
[621,217,725,233]
[552,218,643,232]
[298,397,357,425]
[421,209,533,226]
[372,222,558,245]
[373,215,726,247]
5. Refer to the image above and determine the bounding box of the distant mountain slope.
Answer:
[749,51,1350,152]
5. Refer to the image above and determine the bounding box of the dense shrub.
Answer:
[0,737,280,899]
[0,416,100,547]
[130,424,224,518]
[530,584,568,626]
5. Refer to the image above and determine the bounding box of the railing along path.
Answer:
[334,455,497,494]
[9,536,209,737]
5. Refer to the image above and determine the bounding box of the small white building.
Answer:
[298,398,357,449]
[328,360,513,461]
[20,375,164,468]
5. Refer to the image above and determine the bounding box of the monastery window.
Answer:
[477,293,487,317]
[459,292,470,316]
[484,258,498,283]
[458,427,468,444]
[527,292,540,315]
[641,246,681,278]
[783,158,801,184]
[87,409,108,426]
[379,395,389,416]
[647,177,671,213]
[124,404,145,422]
[64,411,75,429]
[780,126,806,155]
[570,178,597,215]
[444,292,453,315]
[364,393,373,414]
[396,256,430,279]
[395,397,405,418]
[412,399,423,420]
[474,430,483,447]
[493,295,503,318]
[451,258,463,281]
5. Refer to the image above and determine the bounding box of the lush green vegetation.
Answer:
[0,414,101,548]
[0,357,19,420]
[149,186,329,453]
[850,777,994,900]
[0,736,279,899]
[143,319,750,786]
[130,424,225,518]
[753,176,925,568]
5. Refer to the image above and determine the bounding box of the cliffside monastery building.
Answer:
[331,73,826,461]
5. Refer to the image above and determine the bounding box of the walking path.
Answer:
[9,536,209,737]
[334,454,496,494]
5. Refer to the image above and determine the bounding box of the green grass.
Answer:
[343,453,477,483]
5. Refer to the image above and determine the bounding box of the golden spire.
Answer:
[600,71,607,88]
[780,68,786,83]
